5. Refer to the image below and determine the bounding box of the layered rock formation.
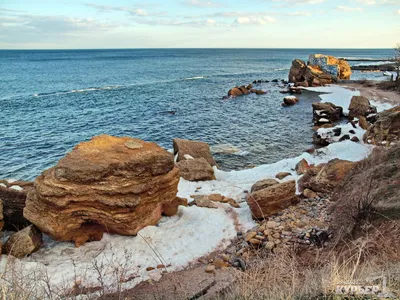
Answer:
[247,180,298,219]
[363,106,400,146]
[298,159,354,194]
[289,54,352,86]
[24,135,181,246]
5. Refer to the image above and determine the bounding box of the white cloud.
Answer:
[282,0,325,4]
[356,0,376,4]
[336,5,363,11]
[287,11,312,16]
[182,0,221,8]
[397,8,400,13]
[235,16,276,25]
[85,3,148,16]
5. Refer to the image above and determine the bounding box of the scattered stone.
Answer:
[193,196,218,209]
[295,159,310,175]
[251,179,279,193]
[157,264,166,269]
[338,134,350,142]
[176,158,216,181]
[247,180,298,219]
[358,116,369,130]
[146,267,155,271]
[265,241,275,250]
[303,189,318,199]
[248,238,262,246]
[351,136,360,143]
[208,194,223,202]
[275,172,291,180]
[245,231,257,242]
[173,138,217,166]
[205,265,216,274]
[283,96,298,106]
[5,225,43,258]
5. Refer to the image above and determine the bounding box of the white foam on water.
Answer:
[184,76,204,80]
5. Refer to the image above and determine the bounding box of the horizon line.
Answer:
[0,47,395,51]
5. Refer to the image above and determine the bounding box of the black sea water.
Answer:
[0,48,393,180]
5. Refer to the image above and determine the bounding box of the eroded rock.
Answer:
[5,225,43,258]
[24,135,180,246]
[176,158,215,181]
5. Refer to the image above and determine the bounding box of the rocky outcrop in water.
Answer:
[24,135,181,247]
[363,106,400,146]
[289,54,352,86]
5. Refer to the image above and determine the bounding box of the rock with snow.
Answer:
[295,158,311,175]
[250,179,279,193]
[173,138,216,167]
[24,135,181,247]
[283,96,298,106]
[298,159,354,194]
[4,225,43,258]
[348,96,377,120]
[312,102,343,122]
[176,158,216,181]
[0,181,33,230]
[247,180,298,219]
[363,106,400,146]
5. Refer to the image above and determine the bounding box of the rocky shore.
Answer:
[1,53,399,299]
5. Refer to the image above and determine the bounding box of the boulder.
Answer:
[250,179,279,193]
[176,158,216,181]
[358,116,369,130]
[0,182,33,230]
[4,225,43,258]
[228,87,243,97]
[239,86,250,95]
[289,55,351,86]
[283,96,298,106]
[295,158,311,175]
[250,89,266,95]
[302,189,318,199]
[247,180,297,219]
[298,159,354,194]
[312,102,343,122]
[173,138,217,167]
[24,135,181,247]
[162,197,188,217]
[275,172,291,180]
[363,106,400,145]
[348,96,377,119]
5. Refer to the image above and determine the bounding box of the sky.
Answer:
[0,0,399,49]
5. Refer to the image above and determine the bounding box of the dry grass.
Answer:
[222,224,400,300]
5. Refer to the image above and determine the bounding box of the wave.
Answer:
[274,68,288,71]
[184,76,204,80]
[33,85,121,97]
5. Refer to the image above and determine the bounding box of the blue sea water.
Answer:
[0,48,394,180]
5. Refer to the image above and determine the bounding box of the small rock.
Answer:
[146,267,155,271]
[5,225,43,258]
[275,172,291,180]
[245,231,257,242]
[208,194,223,202]
[303,189,318,199]
[249,238,261,246]
[266,221,277,229]
[265,241,275,250]
[213,258,228,268]
[157,264,166,269]
[222,254,230,262]
[351,136,360,143]
[205,265,216,273]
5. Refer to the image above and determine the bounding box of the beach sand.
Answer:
[339,82,400,106]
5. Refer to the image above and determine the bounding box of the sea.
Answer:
[0,48,394,180]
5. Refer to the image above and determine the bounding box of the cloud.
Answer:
[287,11,312,16]
[181,0,221,8]
[235,16,276,25]
[279,0,325,4]
[397,9,400,13]
[356,0,376,4]
[85,3,148,16]
[133,17,228,27]
[336,5,363,11]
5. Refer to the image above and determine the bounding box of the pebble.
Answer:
[146,267,155,271]
[205,265,216,273]
[266,221,277,229]
[249,238,261,246]
[265,241,275,250]
[245,231,257,242]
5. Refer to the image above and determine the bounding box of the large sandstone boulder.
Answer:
[308,54,352,80]
[4,225,43,258]
[0,181,33,230]
[173,138,217,166]
[348,96,377,119]
[298,159,354,194]
[363,106,400,145]
[24,135,181,246]
[250,179,279,193]
[176,158,215,181]
[247,180,297,219]
[228,87,243,97]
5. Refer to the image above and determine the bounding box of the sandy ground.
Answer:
[339,82,400,106]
